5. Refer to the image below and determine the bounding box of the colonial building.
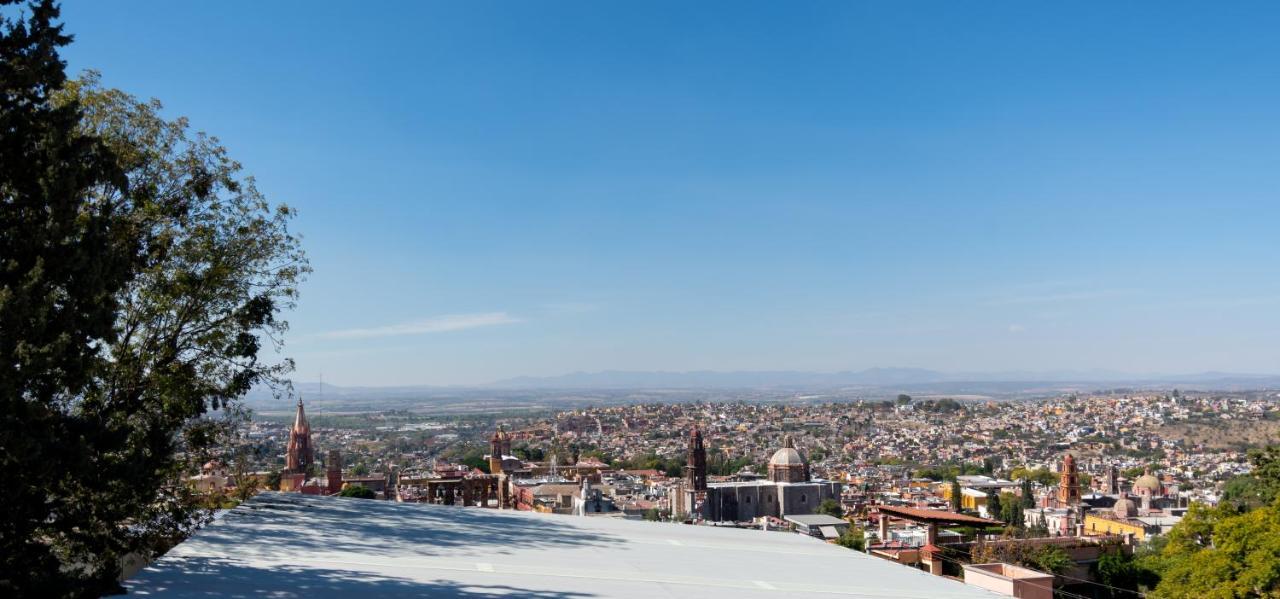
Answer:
[399,426,514,508]
[686,425,707,491]
[280,397,313,492]
[1056,453,1081,506]
[696,435,841,522]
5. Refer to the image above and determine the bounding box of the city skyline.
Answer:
[61,1,1280,385]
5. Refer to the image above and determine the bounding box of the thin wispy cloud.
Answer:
[1008,324,1026,333]
[318,312,520,340]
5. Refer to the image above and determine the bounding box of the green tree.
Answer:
[1020,477,1035,508]
[1093,547,1159,599]
[951,480,964,511]
[1136,446,1280,597]
[1,3,146,594]
[816,498,844,519]
[0,9,308,593]
[1221,446,1280,510]
[339,484,377,499]
[1149,501,1280,598]
[265,470,283,491]
[836,529,866,551]
[988,491,1003,522]
[998,492,1025,528]
[896,394,912,406]
[1029,545,1073,575]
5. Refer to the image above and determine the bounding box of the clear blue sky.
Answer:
[61,1,1280,385]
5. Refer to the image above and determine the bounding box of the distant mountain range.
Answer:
[485,368,1280,390]
[240,368,1280,414]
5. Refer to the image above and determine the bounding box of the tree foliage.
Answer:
[1010,466,1060,487]
[0,4,307,594]
[1137,445,1280,598]
[1221,446,1280,510]
[1021,477,1035,508]
[816,498,844,519]
[1093,546,1160,599]
[339,484,377,499]
[1145,501,1280,598]
[971,541,1074,575]
[836,529,866,551]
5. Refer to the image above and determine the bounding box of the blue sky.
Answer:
[61,1,1280,385]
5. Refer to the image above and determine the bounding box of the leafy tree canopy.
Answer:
[0,4,307,594]
[339,484,377,499]
[1137,445,1280,597]
[816,498,844,519]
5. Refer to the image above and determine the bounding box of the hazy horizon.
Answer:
[62,2,1280,386]
[283,366,1280,391]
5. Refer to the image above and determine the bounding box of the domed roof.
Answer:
[769,447,805,466]
[1114,497,1138,518]
[1134,469,1161,492]
[769,435,805,467]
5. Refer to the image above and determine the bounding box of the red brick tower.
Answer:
[326,449,343,494]
[1056,453,1081,506]
[686,426,707,491]
[285,397,313,474]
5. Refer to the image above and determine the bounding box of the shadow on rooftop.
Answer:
[188,492,624,560]
[126,556,597,598]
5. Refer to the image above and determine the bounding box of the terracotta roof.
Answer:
[877,505,1002,526]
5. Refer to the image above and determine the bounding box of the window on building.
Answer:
[800,494,807,503]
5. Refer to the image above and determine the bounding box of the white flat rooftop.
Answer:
[125,492,999,598]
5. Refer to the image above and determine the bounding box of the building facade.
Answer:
[697,436,841,522]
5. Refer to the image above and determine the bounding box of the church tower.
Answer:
[489,427,508,474]
[686,426,707,491]
[326,449,343,494]
[1056,453,1081,505]
[285,397,313,475]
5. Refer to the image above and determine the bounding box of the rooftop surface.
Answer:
[877,505,1003,526]
[126,492,999,598]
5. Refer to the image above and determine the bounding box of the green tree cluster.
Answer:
[816,498,844,519]
[836,529,866,551]
[339,485,377,499]
[614,452,685,477]
[1010,466,1060,487]
[1132,445,1280,597]
[916,462,990,482]
[971,541,1073,576]
[1220,445,1280,510]
[1,3,307,595]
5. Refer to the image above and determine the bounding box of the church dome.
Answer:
[769,447,805,467]
[1114,497,1138,518]
[1134,473,1161,493]
[769,435,806,467]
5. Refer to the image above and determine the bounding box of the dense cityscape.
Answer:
[7,1,1280,597]
[170,388,1280,596]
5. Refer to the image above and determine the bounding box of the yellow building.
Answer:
[1083,513,1148,539]
[940,484,989,511]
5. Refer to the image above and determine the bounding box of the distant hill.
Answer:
[490,368,952,389]
[486,368,1280,390]
[238,369,1280,414]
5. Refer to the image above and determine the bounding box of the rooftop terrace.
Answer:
[126,492,1001,598]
